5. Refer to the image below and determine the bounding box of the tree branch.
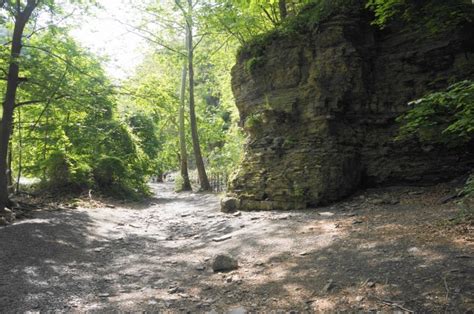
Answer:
[15,94,69,107]
[26,66,69,137]
[112,18,186,57]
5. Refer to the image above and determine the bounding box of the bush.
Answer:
[43,151,93,190]
[44,152,70,186]
[93,155,150,200]
[463,174,474,198]
[397,80,474,147]
[93,156,127,187]
[398,81,474,216]
[366,0,474,33]
[174,175,185,192]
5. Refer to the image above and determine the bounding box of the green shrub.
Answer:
[44,152,70,186]
[244,112,264,130]
[69,159,93,188]
[366,0,474,33]
[398,81,474,216]
[397,80,474,147]
[93,155,150,200]
[238,0,363,58]
[244,56,266,74]
[464,174,474,198]
[43,151,93,189]
[93,156,127,187]
[174,175,185,192]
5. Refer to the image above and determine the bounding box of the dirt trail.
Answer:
[0,183,472,312]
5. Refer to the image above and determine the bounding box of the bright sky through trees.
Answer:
[71,0,145,80]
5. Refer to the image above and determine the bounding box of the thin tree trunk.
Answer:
[178,64,192,191]
[16,107,22,192]
[7,142,13,193]
[279,0,287,20]
[42,113,49,181]
[185,0,211,191]
[0,1,37,212]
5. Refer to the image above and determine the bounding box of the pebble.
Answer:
[212,235,232,242]
[319,212,335,217]
[228,307,247,314]
[233,211,242,217]
[324,280,335,292]
[371,198,385,205]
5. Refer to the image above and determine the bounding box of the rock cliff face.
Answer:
[227,7,474,211]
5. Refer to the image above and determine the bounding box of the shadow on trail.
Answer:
[0,210,116,311]
[0,183,471,312]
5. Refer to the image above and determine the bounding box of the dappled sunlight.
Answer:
[0,0,472,311]
[1,183,473,311]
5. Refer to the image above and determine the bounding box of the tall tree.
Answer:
[183,0,211,191]
[178,64,192,191]
[0,0,38,213]
[279,0,287,20]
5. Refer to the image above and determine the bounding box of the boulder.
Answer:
[0,209,15,225]
[221,197,239,213]
[212,254,238,272]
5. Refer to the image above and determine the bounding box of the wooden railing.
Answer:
[190,171,228,192]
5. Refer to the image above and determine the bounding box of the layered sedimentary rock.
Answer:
[226,6,474,211]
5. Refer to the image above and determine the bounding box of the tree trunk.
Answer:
[279,0,287,20]
[186,0,211,191]
[7,142,13,194]
[0,2,37,212]
[178,64,192,191]
[16,107,23,192]
[42,112,49,180]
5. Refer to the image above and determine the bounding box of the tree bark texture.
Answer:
[185,0,211,191]
[0,1,37,211]
[178,64,192,191]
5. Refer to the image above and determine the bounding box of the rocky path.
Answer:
[0,183,472,312]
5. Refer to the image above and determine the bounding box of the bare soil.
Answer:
[0,182,472,312]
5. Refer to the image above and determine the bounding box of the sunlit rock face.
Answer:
[227,7,474,210]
